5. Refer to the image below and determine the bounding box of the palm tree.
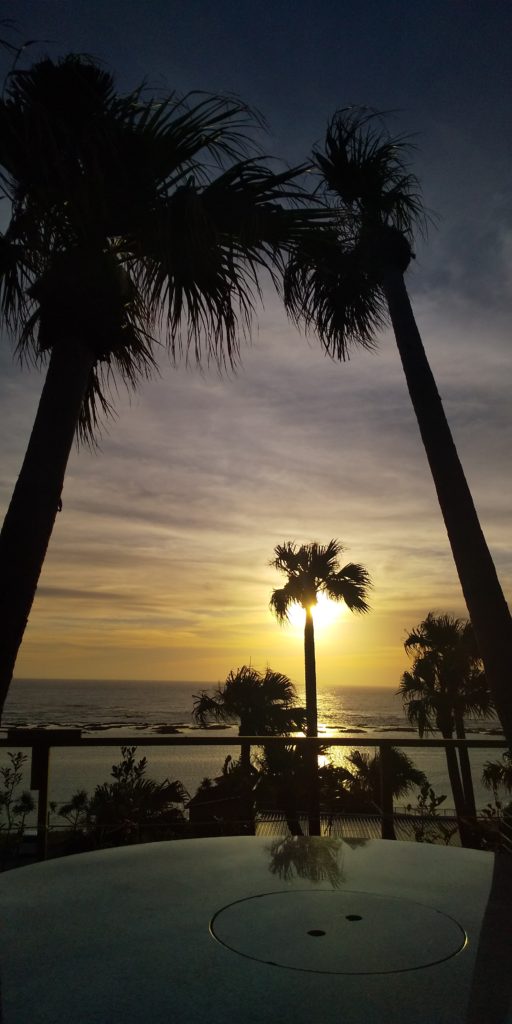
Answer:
[192,665,306,772]
[0,55,322,718]
[269,540,371,736]
[482,751,512,804]
[283,108,512,748]
[342,746,427,804]
[399,612,492,841]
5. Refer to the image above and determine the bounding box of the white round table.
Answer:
[0,836,509,1023]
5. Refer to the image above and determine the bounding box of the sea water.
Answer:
[1,678,506,811]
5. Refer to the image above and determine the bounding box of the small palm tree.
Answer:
[0,54,322,718]
[269,540,371,736]
[399,612,492,837]
[284,108,512,748]
[193,665,305,772]
[482,751,512,804]
[343,747,427,805]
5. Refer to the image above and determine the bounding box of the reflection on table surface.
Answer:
[0,836,511,1024]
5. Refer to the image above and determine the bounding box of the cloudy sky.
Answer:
[1,0,511,689]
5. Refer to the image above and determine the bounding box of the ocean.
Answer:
[1,678,506,813]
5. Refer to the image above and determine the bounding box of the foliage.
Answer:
[482,750,512,799]
[399,613,492,737]
[193,665,306,739]
[269,539,371,620]
[399,612,492,843]
[481,751,512,845]
[55,746,188,848]
[0,54,321,440]
[0,751,35,836]
[268,835,345,886]
[341,746,427,803]
[0,751,35,864]
[188,754,257,836]
[283,107,427,360]
[405,782,458,846]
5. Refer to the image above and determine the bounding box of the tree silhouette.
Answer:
[399,612,492,841]
[0,54,321,717]
[193,665,305,772]
[269,539,371,736]
[284,107,512,747]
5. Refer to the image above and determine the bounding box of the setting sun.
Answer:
[286,593,346,632]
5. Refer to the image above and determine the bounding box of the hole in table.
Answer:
[346,915,362,921]
[307,929,326,937]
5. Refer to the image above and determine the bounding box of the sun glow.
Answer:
[286,593,346,632]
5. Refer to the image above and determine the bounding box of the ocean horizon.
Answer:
[0,677,506,813]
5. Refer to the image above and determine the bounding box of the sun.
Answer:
[287,593,346,632]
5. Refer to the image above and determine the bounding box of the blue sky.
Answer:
[1,1,511,687]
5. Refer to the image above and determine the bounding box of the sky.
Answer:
[1,0,511,690]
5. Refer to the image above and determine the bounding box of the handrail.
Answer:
[1,733,507,747]
[1,730,508,858]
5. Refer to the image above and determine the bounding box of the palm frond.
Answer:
[314,107,428,238]
[284,228,388,361]
[326,562,372,612]
[1,55,322,439]
[269,584,301,623]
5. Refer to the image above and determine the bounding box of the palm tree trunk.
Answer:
[303,607,318,736]
[239,739,251,774]
[441,728,473,847]
[382,269,512,749]
[0,340,95,719]
[303,607,320,835]
[454,713,477,819]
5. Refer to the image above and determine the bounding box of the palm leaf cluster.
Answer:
[399,613,492,738]
[0,55,321,441]
[269,539,371,619]
[192,665,305,736]
[284,107,426,360]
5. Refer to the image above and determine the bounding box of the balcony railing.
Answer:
[1,730,510,861]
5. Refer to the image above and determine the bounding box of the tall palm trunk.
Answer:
[303,606,318,736]
[382,269,512,749]
[303,606,320,834]
[0,340,95,718]
[454,712,477,819]
[439,726,473,846]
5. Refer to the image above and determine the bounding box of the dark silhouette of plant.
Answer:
[188,755,258,836]
[405,782,458,845]
[268,835,345,886]
[254,743,311,836]
[342,746,427,804]
[61,747,187,848]
[0,53,322,720]
[482,750,512,822]
[0,751,35,863]
[57,789,89,832]
[193,665,306,772]
[283,107,512,748]
[269,540,371,737]
[399,613,492,845]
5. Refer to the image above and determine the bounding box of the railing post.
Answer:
[307,738,321,837]
[379,743,396,840]
[7,728,82,861]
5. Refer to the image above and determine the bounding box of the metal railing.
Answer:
[1,729,509,859]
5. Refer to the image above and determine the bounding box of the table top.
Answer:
[0,836,510,1024]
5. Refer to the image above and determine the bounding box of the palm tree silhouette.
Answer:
[0,55,321,717]
[193,665,305,772]
[269,540,371,736]
[399,612,492,841]
[284,108,512,748]
[342,746,427,805]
